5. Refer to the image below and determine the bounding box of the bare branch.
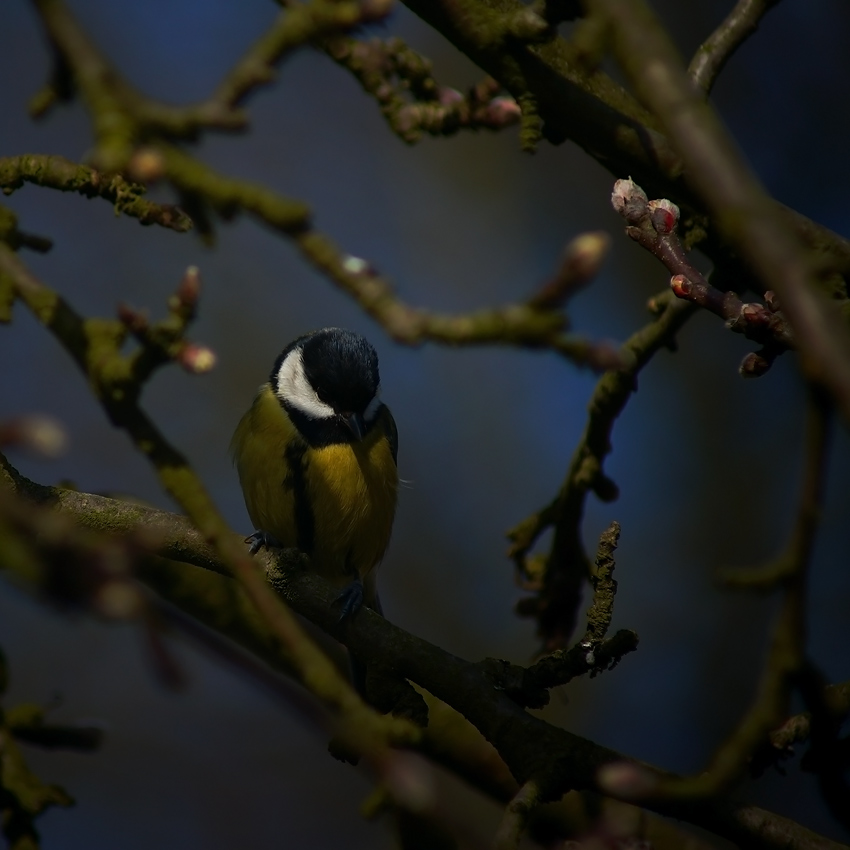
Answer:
[648,389,832,801]
[689,0,783,95]
[509,291,695,649]
[611,177,796,376]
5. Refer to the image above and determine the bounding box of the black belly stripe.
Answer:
[283,440,314,553]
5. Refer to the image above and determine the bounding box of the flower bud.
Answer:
[179,343,217,374]
[764,291,780,313]
[0,415,67,457]
[670,274,692,297]
[341,254,373,276]
[438,87,464,106]
[611,178,648,221]
[739,350,772,378]
[597,762,658,799]
[177,265,201,306]
[740,302,770,328]
[647,198,679,234]
[484,96,522,126]
[117,303,149,332]
[126,148,165,184]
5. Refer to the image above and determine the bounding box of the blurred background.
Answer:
[1,0,849,846]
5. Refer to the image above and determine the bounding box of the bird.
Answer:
[231,327,398,622]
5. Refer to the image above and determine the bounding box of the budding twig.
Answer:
[0,155,191,232]
[588,0,850,424]
[612,177,795,377]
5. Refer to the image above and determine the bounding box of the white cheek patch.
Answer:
[274,349,335,420]
[364,386,383,423]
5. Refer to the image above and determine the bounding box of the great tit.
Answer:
[231,327,398,620]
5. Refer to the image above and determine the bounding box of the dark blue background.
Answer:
[2,0,849,846]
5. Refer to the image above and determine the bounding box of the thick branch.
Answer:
[1,473,845,849]
[395,0,850,277]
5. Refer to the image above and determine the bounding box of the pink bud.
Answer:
[341,254,374,276]
[178,265,201,306]
[611,178,648,219]
[438,88,464,106]
[764,291,781,313]
[740,351,772,378]
[597,762,657,799]
[117,303,149,332]
[179,344,217,374]
[485,96,521,125]
[740,302,770,327]
[670,274,692,297]
[647,198,680,234]
[127,148,165,183]
[0,415,67,457]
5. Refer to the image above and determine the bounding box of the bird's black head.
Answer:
[272,328,383,446]
[300,328,379,415]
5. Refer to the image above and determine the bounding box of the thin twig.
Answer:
[611,177,795,377]
[652,388,832,800]
[0,155,191,232]
[509,291,695,649]
[689,0,782,95]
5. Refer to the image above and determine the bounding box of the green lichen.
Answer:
[518,93,542,152]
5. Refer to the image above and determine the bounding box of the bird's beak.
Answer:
[343,412,366,440]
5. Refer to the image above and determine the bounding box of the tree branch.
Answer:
[0,154,191,232]
[688,0,782,95]
[584,0,850,424]
[2,467,845,850]
[509,291,695,649]
[0,243,419,765]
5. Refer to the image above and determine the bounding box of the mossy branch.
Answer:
[0,155,191,232]
[0,650,74,850]
[0,472,844,850]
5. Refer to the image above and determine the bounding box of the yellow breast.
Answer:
[231,385,398,591]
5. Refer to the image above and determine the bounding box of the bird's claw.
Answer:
[335,580,364,622]
[245,530,282,555]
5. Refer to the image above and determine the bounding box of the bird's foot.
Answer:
[245,530,282,555]
[335,580,364,621]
